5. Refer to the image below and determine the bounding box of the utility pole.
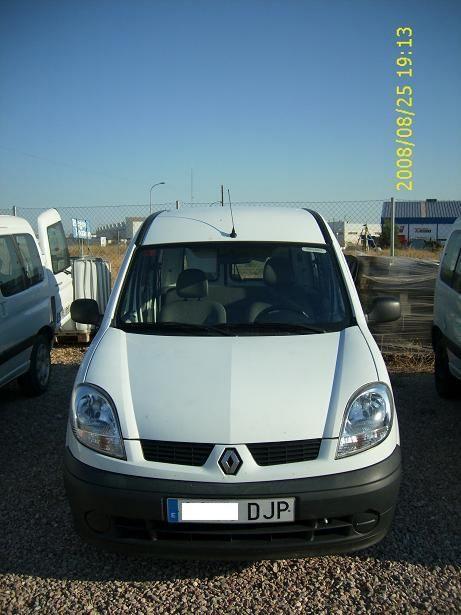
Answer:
[221,185,224,207]
[176,200,179,210]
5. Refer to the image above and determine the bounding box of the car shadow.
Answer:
[0,365,459,582]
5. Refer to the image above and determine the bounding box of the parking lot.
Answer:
[0,347,460,614]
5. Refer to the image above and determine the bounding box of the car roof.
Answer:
[140,206,326,245]
[0,215,36,236]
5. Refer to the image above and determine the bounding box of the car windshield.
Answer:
[116,242,352,335]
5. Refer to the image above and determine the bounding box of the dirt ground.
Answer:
[0,347,460,614]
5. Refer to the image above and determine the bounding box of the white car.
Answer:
[0,214,63,394]
[433,217,461,398]
[65,207,401,559]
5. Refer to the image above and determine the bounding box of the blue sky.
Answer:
[1,0,460,208]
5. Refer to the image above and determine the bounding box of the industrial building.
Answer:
[381,199,461,245]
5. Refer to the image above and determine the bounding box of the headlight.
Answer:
[71,384,125,459]
[336,383,393,459]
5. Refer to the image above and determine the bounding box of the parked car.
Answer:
[65,207,401,559]
[0,215,60,394]
[433,217,461,398]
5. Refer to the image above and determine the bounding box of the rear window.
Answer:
[47,221,70,274]
[184,247,218,280]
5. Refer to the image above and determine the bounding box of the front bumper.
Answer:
[64,446,401,559]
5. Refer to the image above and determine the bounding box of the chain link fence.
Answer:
[2,200,386,271]
[1,199,407,286]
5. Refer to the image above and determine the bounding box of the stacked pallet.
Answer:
[353,255,439,352]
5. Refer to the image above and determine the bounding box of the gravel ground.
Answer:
[0,347,460,614]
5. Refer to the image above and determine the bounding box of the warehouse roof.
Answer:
[382,200,461,219]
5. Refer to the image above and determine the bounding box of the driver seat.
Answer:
[247,256,306,323]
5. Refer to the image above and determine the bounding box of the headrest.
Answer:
[263,257,294,286]
[176,268,208,299]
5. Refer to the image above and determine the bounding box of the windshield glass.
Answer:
[117,242,351,335]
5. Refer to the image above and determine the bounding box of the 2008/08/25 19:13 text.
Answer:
[395,26,414,191]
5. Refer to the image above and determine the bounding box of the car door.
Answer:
[0,234,48,387]
[37,209,73,328]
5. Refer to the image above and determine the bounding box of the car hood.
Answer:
[84,326,378,443]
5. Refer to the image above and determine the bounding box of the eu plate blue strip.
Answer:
[167,498,179,523]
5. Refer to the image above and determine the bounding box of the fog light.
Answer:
[85,510,111,533]
[352,511,379,534]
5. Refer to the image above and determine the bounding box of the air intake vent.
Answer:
[140,440,214,466]
[247,439,322,466]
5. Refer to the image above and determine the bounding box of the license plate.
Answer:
[166,498,295,524]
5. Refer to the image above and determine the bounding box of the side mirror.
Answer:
[366,297,401,324]
[71,298,102,326]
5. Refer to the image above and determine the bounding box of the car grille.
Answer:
[140,440,214,466]
[112,516,356,544]
[140,438,322,467]
[247,439,322,466]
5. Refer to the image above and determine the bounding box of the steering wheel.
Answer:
[254,305,310,324]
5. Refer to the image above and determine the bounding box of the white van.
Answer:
[433,217,461,398]
[65,207,402,559]
[0,215,57,394]
[36,209,73,330]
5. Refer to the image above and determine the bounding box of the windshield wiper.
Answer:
[143,321,236,336]
[119,321,326,336]
[226,322,327,334]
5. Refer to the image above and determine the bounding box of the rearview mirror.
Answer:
[71,298,102,326]
[366,297,401,324]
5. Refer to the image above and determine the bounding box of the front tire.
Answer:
[434,339,461,399]
[18,335,51,396]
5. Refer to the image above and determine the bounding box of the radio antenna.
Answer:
[227,189,237,238]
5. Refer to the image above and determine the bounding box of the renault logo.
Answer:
[218,448,242,475]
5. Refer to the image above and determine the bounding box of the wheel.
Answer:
[434,339,461,399]
[18,334,51,396]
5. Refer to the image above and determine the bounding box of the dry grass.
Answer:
[347,246,442,261]
[383,349,434,374]
[380,247,441,261]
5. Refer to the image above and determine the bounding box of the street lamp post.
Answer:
[149,181,166,214]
